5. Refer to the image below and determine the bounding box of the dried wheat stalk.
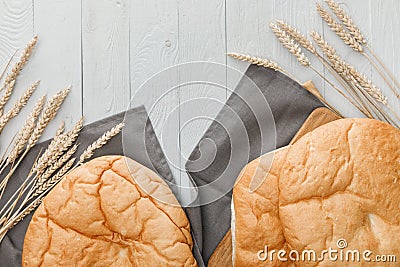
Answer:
[227,52,301,84]
[270,22,311,67]
[276,20,317,54]
[27,87,70,149]
[0,50,17,83]
[0,121,124,237]
[44,118,82,171]
[269,23,366,116]
[310,31,373,117]
[310,31,399,124]
[31,146,77,199]
[0,89,69,197]
[7,96,46,164]
[0,81,39,133]
[79,122,125,164]
[324,0,366,45]
[349,67,387,105]
[0,80,16,116]
[317,3,363,52]
[227,53,284,72]
[323,0,400,98]
[1,36,38,92]
[31,118,82,177]
[55,121,65,136]
[11,197,42,226]
[310,31,379,103]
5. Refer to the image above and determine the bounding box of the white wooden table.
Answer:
[0,0,399,204]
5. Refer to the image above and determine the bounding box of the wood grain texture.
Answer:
[82,0,130,123]
[27,0,82,138]
[177,0,227,200]
[0,0,33,154]
[369,0,400,112]
[226,0,325,98]
[0,0,399,205]
[320,0,372,117]
[129,0,182,194]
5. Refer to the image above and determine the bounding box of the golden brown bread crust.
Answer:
[233,150,291,267]
[22,156,197,267]
[233,119,400,266]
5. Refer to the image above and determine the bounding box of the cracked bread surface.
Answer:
[22,156,197,267]
[233,119,400,266]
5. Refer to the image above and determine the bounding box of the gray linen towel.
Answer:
[0,105,204,267]
[185,64,324,265]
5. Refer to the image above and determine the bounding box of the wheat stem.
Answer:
[310,31,377,117]
[0,122,124,236]
[309,65,367,116]
[0,89,69,200]
[324,0,400,98]
[362,50,400,99]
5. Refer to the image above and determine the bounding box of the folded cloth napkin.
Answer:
[0,105,204,267]
[185,64,324,264]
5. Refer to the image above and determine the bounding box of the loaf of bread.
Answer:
[232,118,400,266]
[23,156,197,267]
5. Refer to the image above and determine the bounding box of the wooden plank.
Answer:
[0,0,33,65]
[320,0,373,118]
[0,0,33,154]
[82,0,130,123]
[129,0,182,194]
[26,0,82,138]
[177,0,227,201]
[369,0,400,115]
[226,0,325,99]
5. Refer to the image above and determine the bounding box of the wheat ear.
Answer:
[228,53,284,72]
[31,118,82,177]
[323,0,400,98]
[276,20,317,54]
[227,52,299,83]
[79,122,125,164]
[310,31,381,102]
[0,81,39,133]
[7,95,46,164]
[0,80,16,116]
[43,118,82,171]
[270,22,311,67]
[31,146,77,199]
[311,31,399,124]
[27,87,70,149]
[1,122,124,235]
[316,3,363,52]
[0,50,18,83]
[0,157,74,235]
[324,0,366,45]
[1,36,38,92]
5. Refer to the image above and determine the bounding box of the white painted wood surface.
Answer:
[0,0,399,203]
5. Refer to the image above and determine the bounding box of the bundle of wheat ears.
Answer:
[229,0,400,127]
[0,36,125,242]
